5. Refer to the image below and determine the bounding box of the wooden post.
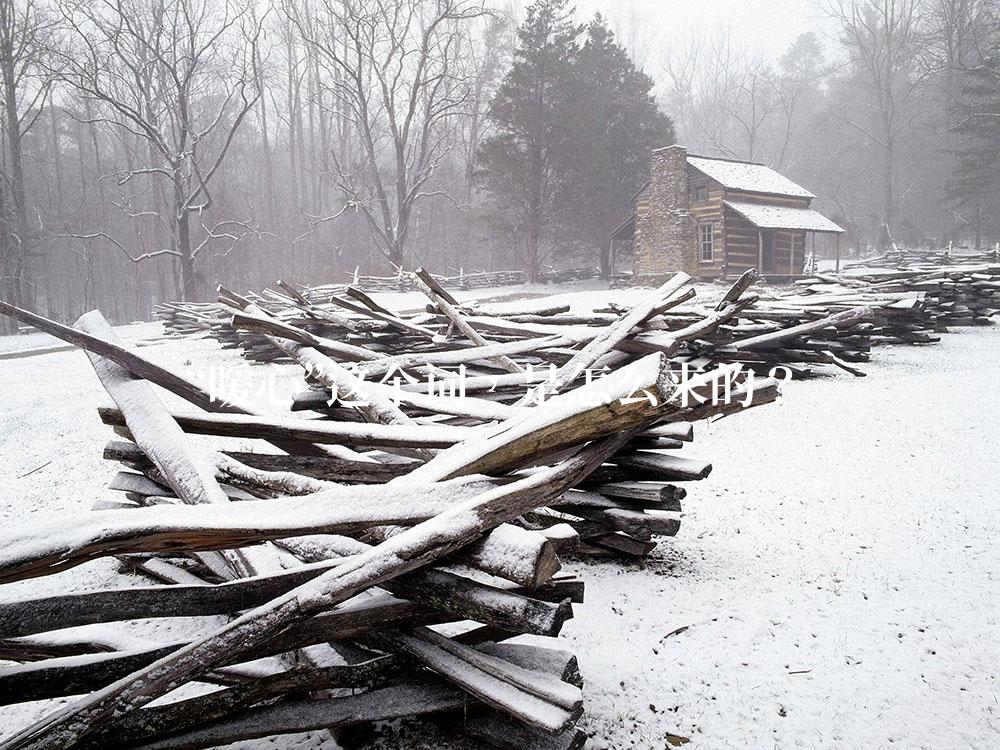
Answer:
[835,234,841,273]
[757,229,763,272]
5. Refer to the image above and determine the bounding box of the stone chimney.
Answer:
[634,145,697,282]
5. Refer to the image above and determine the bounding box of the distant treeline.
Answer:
[0,0,997,325]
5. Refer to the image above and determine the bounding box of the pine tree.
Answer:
[478,6,674,280]
[477,0,580,282]
[949,48,1000,249]
[563,14,675,277]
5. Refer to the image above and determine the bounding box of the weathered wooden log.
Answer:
[0,593,444,704]
[550,505,680,540]
[0,302,326,457]
[406,353,674,482]
[716,269,761,310]
[0,475,494,583]
[582,481,685,508]
[638,295,758,348]
[332,286,440,338]
[78,658,397,749]
[0,552,572,641]
[358,333,577,379]
[229,308,378,362]
[356,522,563,589]
[728,306,878,351]
[383,626,582,734]
[640,422,694,441]
[76,312,280,580]
[591,453,712,484]
[103,440,411,484]
[413,268,524,373]
[463,706,587,750]
[97,406,475,448]
[274,280,360,332]
[581,532,658,557]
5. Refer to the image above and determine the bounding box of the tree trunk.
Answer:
[177,211,196,302]
[387,238,404,269]
[881,117,895,250]
[527,140,543,284]
[0,184,14,334]
[599,240,611,280]
[2,46,28,312]
[526,219,540,284]
[973,204,982,251]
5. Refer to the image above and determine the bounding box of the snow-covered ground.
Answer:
[568,326,1000,749]
[1,291,998,749]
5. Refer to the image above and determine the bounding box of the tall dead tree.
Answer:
[289,0,486,270]
[55,0,264,301]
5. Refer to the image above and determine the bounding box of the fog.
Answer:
[0,0,997,327]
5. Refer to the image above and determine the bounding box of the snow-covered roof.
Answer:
[689,156,815,198]
[723,201,845,233]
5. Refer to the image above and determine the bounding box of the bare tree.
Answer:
[0,0,55,326]
[56,0,264,301]
[923,0,997,74]
[289,0,486,269]
[773,32,826,171]
[457,14,510,202]
[661,31,777,162]
[826,0,925,246]
[659,33,703,147]
[719,55,777,162]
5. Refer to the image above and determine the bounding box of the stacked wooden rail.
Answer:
[410,269,878,378]
[349,267,601,292]
[156,267,885,378]
[0,277,779,749]
[838,264,1000,328]
[844,247,999,269]
[777,263,1000,339]
[219,269,782,554]
[154,267,601,348]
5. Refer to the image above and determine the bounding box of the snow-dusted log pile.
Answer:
[152,267,602,341]
[349,266,601,292]
[0,283,780,749]
[843,246,1000,269]
[789,264,1000,332]
[154,267,884,377]
[725,264,999,357]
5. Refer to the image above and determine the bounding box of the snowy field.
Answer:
[1,289,998,749]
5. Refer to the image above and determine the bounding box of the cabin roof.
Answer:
[610,214,636,241]
[723,200,845,233]
[689,155,815,199]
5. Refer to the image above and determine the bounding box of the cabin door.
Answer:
[760,230,776,274]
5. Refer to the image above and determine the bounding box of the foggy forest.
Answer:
[0,0,998,325]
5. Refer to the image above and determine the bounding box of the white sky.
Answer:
[532,0,837,71]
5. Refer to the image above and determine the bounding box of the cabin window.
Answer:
[699,223,714,261]
[694,185,709,202]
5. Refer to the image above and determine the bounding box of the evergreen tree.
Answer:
[563,14,675,276]
[949,47,1000,249]
[478,5,674,280]
[477,0,580,282]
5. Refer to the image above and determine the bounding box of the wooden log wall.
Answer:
[688,172,725,280]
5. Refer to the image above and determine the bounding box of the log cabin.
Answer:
[609,145,845,283]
